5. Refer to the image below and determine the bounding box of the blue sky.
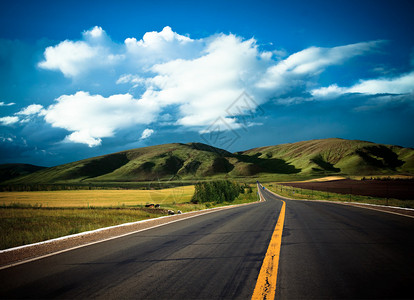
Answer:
[1,0,413,166]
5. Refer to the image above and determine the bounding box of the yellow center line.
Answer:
[252,199,286,300]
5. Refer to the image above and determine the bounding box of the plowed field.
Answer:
[280,179,414,200]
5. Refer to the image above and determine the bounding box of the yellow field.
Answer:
[0,185,195,207]
[299,176,346,182]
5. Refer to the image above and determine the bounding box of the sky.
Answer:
[0,0,413,166]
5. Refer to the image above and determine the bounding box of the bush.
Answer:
[192,180,241,203]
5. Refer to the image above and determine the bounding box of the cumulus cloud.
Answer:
[36,26,394,146]
[123,26,202,66]
[140,128,154,140]
[38,26,123,77]
[144,34,271,128]
[43,91,159,147]
[38,26,200,78]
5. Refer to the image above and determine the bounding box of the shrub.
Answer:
[192,180,241,203]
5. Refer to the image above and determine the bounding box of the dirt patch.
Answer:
[280,179,414,200]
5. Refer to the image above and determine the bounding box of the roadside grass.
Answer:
[266,183,414,209]
[0,208,166,250]
[0,184,258,250]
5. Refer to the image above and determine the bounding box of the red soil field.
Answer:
[280,179,414,200]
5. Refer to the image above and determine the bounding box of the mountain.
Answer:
[3,138,414,184]
[0,164,46,182]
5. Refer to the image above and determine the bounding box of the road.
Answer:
[0,197,282,299]
[1,186,413,299]
[260,188,414,299]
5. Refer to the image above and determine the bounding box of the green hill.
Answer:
[3,138,414,184]
[0,164,46,182]
[243,138,414,175]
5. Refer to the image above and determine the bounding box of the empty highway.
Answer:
[1,185,413,299]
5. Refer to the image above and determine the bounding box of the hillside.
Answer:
[4,143,239,184]
[243,138,414,175]
[0,164,46,182]
[3,138,414,184]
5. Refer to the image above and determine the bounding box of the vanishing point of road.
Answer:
[1,185,413,299]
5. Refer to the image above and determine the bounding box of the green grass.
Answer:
[266,183,414,208]
[0,185,258,250]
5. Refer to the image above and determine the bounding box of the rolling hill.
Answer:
[2,138,414,184]
[0,164,46,182]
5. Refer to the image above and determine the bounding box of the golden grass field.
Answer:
[0,185,259,250]
[0,185,195,207]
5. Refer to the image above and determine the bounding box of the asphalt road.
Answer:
[1,187,413,299]
[260,188,414,299]
[0,198,282,299]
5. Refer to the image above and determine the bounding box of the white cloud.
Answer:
[83,26,105,39]
[140,128,154,140]
[16,104,45,115]
[36,26,394,145]
[0,101,15,106]
[347,71,414,94]
[38,40,98,77]
[38,26,122,77]
[312,71,414,98]
[143,34,272,128]
[0,116,19,125]
[43,91,159,147]
[132,26,191,48]
[39,26,199,78]
[116,74,146,87]
[310,84,346,98]
[65,131,102,147]
[124,26,200,65]
[257,41,382,90]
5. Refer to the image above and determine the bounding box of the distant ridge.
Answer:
[2,138,413,184]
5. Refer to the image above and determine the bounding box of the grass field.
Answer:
[0,184,258,250]
[266,183,414,208]
[0,185,195,207]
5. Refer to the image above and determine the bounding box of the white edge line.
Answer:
[0,201,263,270]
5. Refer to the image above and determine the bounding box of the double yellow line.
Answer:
[252,196,286,300]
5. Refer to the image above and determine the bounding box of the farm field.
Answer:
[267,180,414,208]
[0,186,195,207]
[279,179,414,200]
